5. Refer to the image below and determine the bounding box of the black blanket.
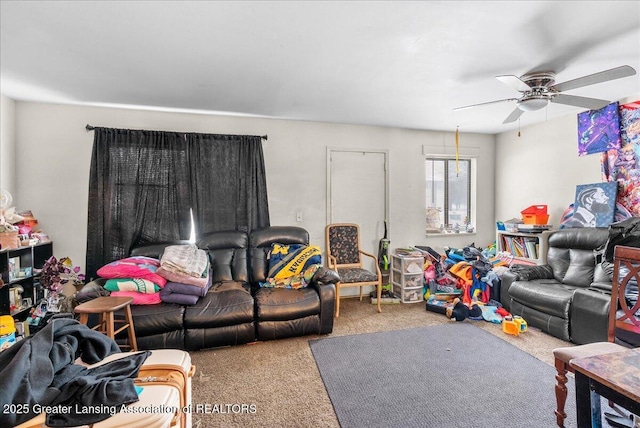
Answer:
[0,318,150,427]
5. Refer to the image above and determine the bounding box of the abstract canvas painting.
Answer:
[578,102,621,156]
[566,182,617,228]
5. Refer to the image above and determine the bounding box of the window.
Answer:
[425,157,473,234]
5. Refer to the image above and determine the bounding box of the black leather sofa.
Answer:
[81,226,337,351]
[500,228,612,344]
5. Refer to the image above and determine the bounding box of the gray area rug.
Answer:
[310,322,579,428]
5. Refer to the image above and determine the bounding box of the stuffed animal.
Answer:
[445,297,482,322]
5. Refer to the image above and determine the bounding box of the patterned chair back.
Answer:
[326,224,361,266]
[610,245,640,347]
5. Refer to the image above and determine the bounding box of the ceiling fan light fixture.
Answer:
[517,97,549,112]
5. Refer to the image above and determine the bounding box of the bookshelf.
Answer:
[496,230,552,265]
[0,242,53,319]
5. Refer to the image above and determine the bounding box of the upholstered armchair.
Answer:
[325,223,382,317]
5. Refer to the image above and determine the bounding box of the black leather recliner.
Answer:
[86,226,336,351]
[500,228,611,343]
[249,226,336,341]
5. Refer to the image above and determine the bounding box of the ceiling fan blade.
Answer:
[453,98,518,111]
[496,75,532,92]
[551,65,637,92]
[503,107,524,124]
[551,94,611,111]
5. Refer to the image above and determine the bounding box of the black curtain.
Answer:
[86,127,270,280]
[187,133,270,237]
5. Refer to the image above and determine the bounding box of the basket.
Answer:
[0,231,20,250]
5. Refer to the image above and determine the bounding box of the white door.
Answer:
[327,149,388,280]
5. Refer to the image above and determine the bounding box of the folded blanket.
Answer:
[104,278,160,293]
[161,277,212,298]
[267,244,322,280]
[159,292,200,306]
[261,264,321,289]
[157,266,210,288]
[110,290,161,305]
[160,244,209,278]
[97,256,166,287]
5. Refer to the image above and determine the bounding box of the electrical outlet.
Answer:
[296,211,303,222]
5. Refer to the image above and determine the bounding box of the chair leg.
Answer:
[359,285,363,301]
[105,311,115,341]
[376,281,382,313]
[335,283,341,318]
[124,304,138,352]
[554,357,569,427]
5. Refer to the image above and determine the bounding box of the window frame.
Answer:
[424,154,477,235]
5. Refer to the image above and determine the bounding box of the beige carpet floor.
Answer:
[189,297,572,428]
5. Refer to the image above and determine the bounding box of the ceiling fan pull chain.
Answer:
[518,119,521,137]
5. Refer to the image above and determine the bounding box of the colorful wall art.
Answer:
[601,101,640,217]
[578,102,621,156]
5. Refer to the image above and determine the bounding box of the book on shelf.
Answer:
[524,239,538,259]
[501,234,539,260]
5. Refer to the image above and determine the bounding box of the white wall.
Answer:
[0,94,16,195]
[495,94,640,227]
[8,101,496,276]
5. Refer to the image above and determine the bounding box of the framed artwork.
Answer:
[566,182,618,228]
[578,102,621,156]
[600,101,640,216]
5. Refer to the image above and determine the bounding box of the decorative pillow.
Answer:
[110,290,161,305]
[261,264,322,289]
[97,256,167,287]
[267,244,322,280]
[103,278,160,294]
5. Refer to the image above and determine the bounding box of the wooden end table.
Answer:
[569,348,640,427]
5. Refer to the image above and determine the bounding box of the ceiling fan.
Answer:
[454,65,637,124]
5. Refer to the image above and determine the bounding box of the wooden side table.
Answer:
[570,348,640,427]
[74,296,138,351]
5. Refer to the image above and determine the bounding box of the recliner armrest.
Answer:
[309,267,339,334]
[499,265,554,312]
[76,278,110,303]
[589,281,613,293]
[509,264,554,281]
[500,270,518,311]
[311,266,341,285]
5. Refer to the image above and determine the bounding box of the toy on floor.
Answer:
[502,315,528,335]
[445,297,482,322]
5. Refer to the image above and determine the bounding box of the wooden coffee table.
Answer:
[569,348,640,427]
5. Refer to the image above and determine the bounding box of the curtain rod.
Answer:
[85,124,267,140]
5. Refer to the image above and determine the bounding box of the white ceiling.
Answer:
[1,1,639,135]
